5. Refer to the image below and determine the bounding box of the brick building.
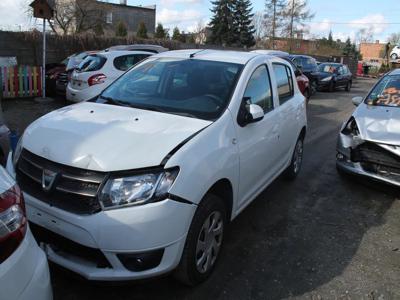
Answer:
[54,0,156,36]
[359,41,386,67]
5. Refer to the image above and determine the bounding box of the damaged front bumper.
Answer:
[336,132,400,187]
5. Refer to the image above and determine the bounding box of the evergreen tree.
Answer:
[233,0,255,47]
[155,23,166,39]
[172,27,181,41]
[136,22,148,39]
[342,37,353,56]
[263,0,286,48]
[179,31,187,43]
[115,21,127,37]
[328,30,333,45]
[208,0,235,46]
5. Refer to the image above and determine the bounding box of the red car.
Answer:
[280,56,311,101]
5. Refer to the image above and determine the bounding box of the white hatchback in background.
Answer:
[66,50,153,102]
[10,50,307,286]
[0,167,52,300]
[390,45,400,60]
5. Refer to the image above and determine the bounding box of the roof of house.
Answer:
[97,0,156,11]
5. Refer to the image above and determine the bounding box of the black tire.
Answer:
[328,81,335,92]
[345,81,352,92]
[174,193,227,286]
[285,136,304,180]
[304,88,311,103]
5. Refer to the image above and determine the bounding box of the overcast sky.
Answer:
[1,0,400,43]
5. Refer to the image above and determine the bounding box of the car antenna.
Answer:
[190,49,206,58]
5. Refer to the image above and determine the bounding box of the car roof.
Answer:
[105,44,169,53]
[96,50,154,58]
[251,49,290,56]
[153,49,267,64]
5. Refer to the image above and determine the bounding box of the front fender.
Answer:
[165,111,239,210]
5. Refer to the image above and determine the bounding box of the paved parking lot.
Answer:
[3,78,400,299]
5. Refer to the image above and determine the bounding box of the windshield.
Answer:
[77,55,107,72]
[365,74,400,107]
[96,58,243,121]
[318,64,338,73]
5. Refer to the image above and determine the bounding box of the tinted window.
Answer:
[77,55,106,73]
[365,74,400,107]
[243,65,273,112]
[318,63,339,73]
[114,54,150,71]
[273,64,294,104]
[97,58,243,121]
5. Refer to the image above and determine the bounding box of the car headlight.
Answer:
[99,168,179,209]
[12,136,23,168]
[341,117,359,136]
[321,76,333,82]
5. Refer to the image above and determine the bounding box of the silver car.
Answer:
[336,69,400,187]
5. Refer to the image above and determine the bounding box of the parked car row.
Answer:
[2,47,380,299]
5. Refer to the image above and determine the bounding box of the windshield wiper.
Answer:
[99,96,129,106]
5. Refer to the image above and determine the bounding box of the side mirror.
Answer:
[248,104,264,123]
[237,98,264,127]
[352,96,363,106]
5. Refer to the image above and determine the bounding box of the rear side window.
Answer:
[243,65,273,112]
[77,55,106,73]
[114,54,151,71]
[273,64,294,104]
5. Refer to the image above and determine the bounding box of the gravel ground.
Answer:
[2,78,400,299]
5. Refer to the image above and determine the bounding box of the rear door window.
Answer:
[77,55,106,72]
[273,64,294,105]
[114,54,151,71]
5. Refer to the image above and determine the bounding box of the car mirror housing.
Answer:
[352,96,363,106]
[237,98,264,127]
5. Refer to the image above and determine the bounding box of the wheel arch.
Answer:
[204,178,233,222]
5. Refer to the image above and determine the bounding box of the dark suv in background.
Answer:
[290,55,319,93]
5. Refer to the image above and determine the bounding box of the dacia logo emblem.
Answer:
[42,169,58,192]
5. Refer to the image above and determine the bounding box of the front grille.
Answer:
[16,149,107,215]
[352,142,400,181]
[30,222,112,269]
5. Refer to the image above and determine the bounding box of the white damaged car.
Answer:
[337,69,400,187]
[8,50,307,285]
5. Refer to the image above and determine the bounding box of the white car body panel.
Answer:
[10,50,307,280]
[23,102,211,171]
[66,51,153,102]
[0,166,52,300]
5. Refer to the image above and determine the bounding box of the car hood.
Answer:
[315,72,334,80]
[353,103,400,146]
[22,102,211,172]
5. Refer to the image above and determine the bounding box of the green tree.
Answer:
[208,0,235,46]
[155,23,167,39]
[263,0,286,47]
[172,26,181,41]
[136,21,148,39]
[115,21,127,37]
[328,30,333,45]
[283,0,314,43]
[179,31,187,43]
[233,0,255,47]
[342,37,353,56]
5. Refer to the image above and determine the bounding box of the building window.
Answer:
[296,42,301,49]
[106,12,113,24]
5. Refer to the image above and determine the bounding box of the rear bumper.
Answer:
[66,85,102,102]
[0,227,52,300]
